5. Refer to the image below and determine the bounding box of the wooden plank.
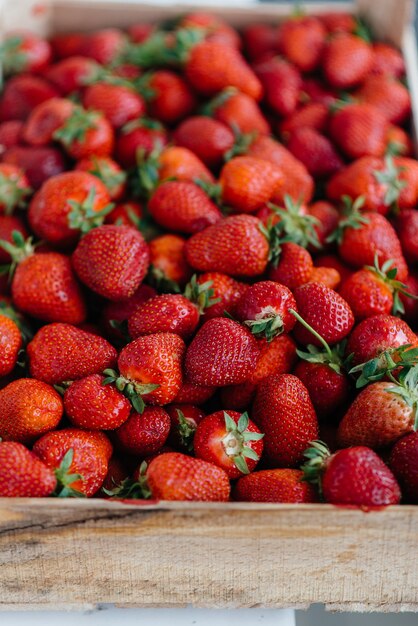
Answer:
[1,500,418,611]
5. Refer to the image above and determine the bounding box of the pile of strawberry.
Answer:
[1,10,418,507]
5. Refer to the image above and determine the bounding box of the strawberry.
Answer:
[0,314,22,377]
[153,146,214,185]
[302,440,401,506]
[105,201,143,227]
[27,323,117,385]
[292,282,354,347]
[2,146,66,190]
[294,358,350,419]
[0,75,58,122]
[319,12,357,33]
[389,432,418,503]
[64,374,131,430]
[100,455,130,497]
[300,77,337,106]
[370,43,405,78]
[81,28,126,65]
[22,97,75,146]
[242,23,278,62]
[322,33,374,88]
[219,156,283,213]
[45,56,100,95]
[346,314,418,367]
[148,234,192,291]
[191,272,248,321]
[308,201,339,249]
[251,333,297,384]
[338,366,418,449]
[309,266,341,290]
[53,104,114,160]
[101,283,156,339]
[269,242,313,290]
[105,333,185,410]
[33,428,112,497]
[355,75,411,125]
[233,468,317,503]
[277,15,326,72]
[146,452,230,501]
[194,410,264,478]
[166,404,205,452]
[173,116,234,169]
[0,441,56,497]
[29,171,112,247]
[287,127,343,177]
[50,32,87,59]
[115,407,171,456]
[0,378,63,443]
[148,181,222,234]
[395,209,418,264]
[116,118,167,169]
[279,102,329,137]
[75,155,127,201]
[0,163,31,215]
[385,125,413,157]
[185,318,259,386]
[83,83,146,128]
[204,88,270,135]
[329,103,389,159]
[0,231,87,324]
[173,381,215,405]
[220,383,257,412]
[255,57,301,117]
[179,12,241,49]
[314,254,353,283]
[185,215,270,277]
[128,294,199,340]
[72,225,149,301]
[138,70,196,124]
[0,120,24,151]
[401,273,418,325]
[127,23,155,44]
[0,33,52,75]
[253,373,318,467]
[235,280,296,340]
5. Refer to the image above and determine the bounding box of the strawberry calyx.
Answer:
[0,36,28,75]
[365,253,418,316]
[0,230,36,279]
[122,28,205,68]
[131,141,164,198]
[104,461,152,499]
[134,71,157,101]
[102,368,160,414]
[67,188,114,233]
[301,439,331,498]
[353,16,373,43]
[121,116,165,135]
[222,411,264,475]
[385,365,418,428]
[244,308,285,342]
[201,87,238,117]
[223,129,258,162]
[176,409,197,452]
[53,105,100,148]
[87,157,127,196]
[326,195,369,245]
[373,155,407,209]
[193,177,223,205]
[147,264,181,294]
[349,344,418,389]
[184,274,221,315]
[53,380,73,396]
[54,448,86,498]
[0,171,32,216]
[267,195,322,250]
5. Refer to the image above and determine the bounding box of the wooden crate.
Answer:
[1,0,418,613]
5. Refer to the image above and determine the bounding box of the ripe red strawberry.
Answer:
[1,33,52,75]
[220,383,257,412]
[233,468,317,503]
[0,163,31,215]
[27,323,117,385]
[235,280,296,340]
[346,314,418,367]
[385,125,413,157]
[0,75,58,122]
[319,12,357,33]
[192,272,248,321]
[64,374,131,430]
[179,12,241,49]
[0,314,22,377]
[370,42,405,78]
[185,215,270,277]
[72,225,149,301]
[116,119,168,169]
[166,404,205,452]
[75,155,126,201]
[295,359,350,419]
[329,103,389,159]
[33,428,112,497]
[45,55,100,95]
[50,32,87,59]
[219,156,283,213]
[309,266,341,289]
[302,440,400,506]
[185,40,262,100]
[105,201,143,227]
[22,97,79,145]
[279,102,329,137]
[287,127,343,177]
[154,146,214,185]
[355,75,411,125]
[338,366,418,449]
[128,294,199,340]
[174,116,234,169]
[2,145,66,190]
[395,209,418,264]
[251,333,297,384]
[314,254,353,283]
[292,282,354,347]
[81,28,126,65]
[101,283,155,339]
[0,441,57,497]
[322,33,374,88]
[29,171,112,247]
[253,373,318,466]
[115,407,171,456]
[389,432,418,503]
[205,88,270,135]
[54,104,114,160]
[400,273,418,325]
[242,23,278,62]
[0,378,63,443]
[100,455,130,497]
[146,452,230,501]
[83,82,146,128]
[0,119,23,150]
[148,234,192,291]
[277,15,326,72]
[269,242,313,290]
[308,201,339,249]
[148,181,222,234]
[173,381,216,405]
[255,57,301,117]
[138,70,196,124]
[107,333,185,409]
[194,410,264,478]
[185,318,259,386]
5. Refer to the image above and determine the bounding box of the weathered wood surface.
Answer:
[0,500,418,611]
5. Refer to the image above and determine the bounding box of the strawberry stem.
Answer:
[102,368,159,414]
[184,274,221,314]
[301,440,331,500]
[104,461,152,499]
[289,308,334,361]
[67,188,114,233]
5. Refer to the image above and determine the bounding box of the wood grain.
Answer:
[1,500,418,611]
